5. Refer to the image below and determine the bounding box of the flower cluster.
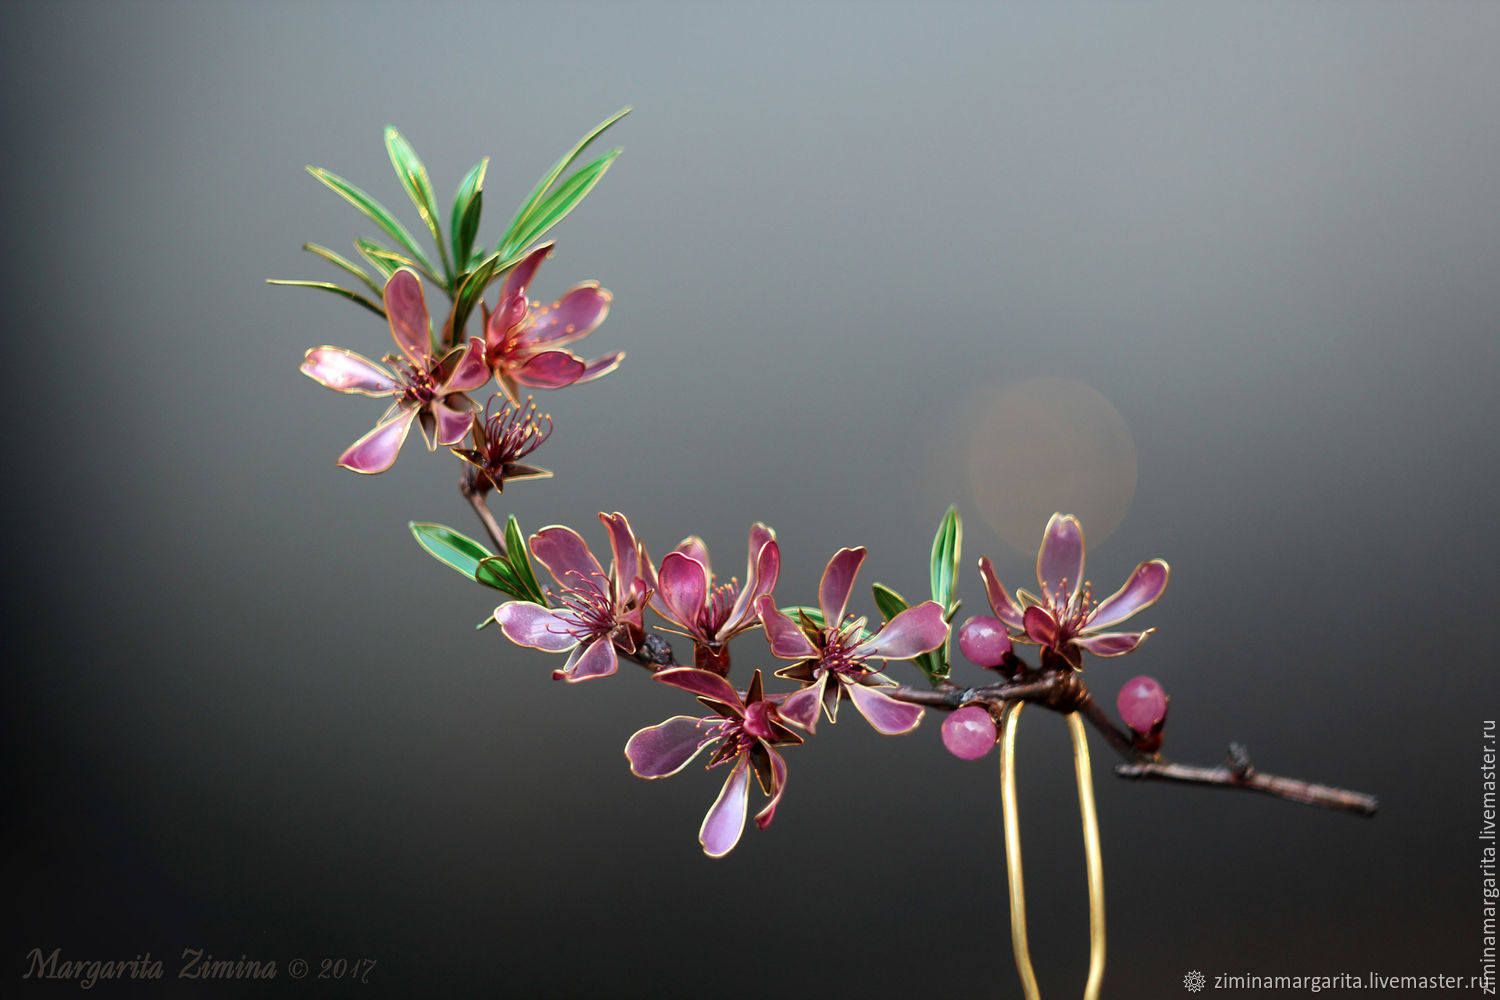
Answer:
[486,522,951,855]
[303,249,616,477]
[289,120,1183,861]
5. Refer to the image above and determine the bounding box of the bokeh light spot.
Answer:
[966,377,1137,555]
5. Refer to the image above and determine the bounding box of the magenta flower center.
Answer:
[816,622,871,679]
[485,398,552,465]
[1045,578,1096,639]
[705,703,773,767]
[552,572,620,642]
[389,356,439,407]
[696,580,738,638]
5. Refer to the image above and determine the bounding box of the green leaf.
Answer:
[384,126,446,276]
[307,164,438,278]
[265,279,385,319]
[502,149,620,258]
[302,242,384,298]
[475,555,525,597]
[871,582,910,624]
[447,253,501,343]
[450,157,489,273]
[410,522,492,580]
[355,238,413,281]
[498,107,629,256]
[504,515,546,604]
[929,505,962,611]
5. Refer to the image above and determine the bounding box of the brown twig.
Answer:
[462,485,508,555]
[885,661,1379,818]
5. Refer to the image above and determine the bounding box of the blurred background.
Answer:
[6,2,1498,996]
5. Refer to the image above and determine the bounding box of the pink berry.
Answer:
[942,705,999,760]
[958,615,1012,668]
[1117,676,1167,733]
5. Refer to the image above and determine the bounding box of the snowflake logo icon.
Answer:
[1184,969,1207,992]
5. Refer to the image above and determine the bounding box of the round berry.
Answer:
[942,704,999,760]
[958,615,1012,668]
[1117,676,1167,733]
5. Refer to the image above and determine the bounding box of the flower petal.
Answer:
[819,547,866,628]
[494,601,578,652]
[778,673,828,733]
[485,290,529,353]
[442,337,492,394]
[854,601,949,661]
[625,716,712,778]
[517,283,611,349]
[753,748,789,830]
[845,681,925,735]
[431,398,475,447]
[1090,559,1170,630]
[756,596,818,660]
[673,536,711,570]
[600,511,646,593]
[1037,513,1085,610]
[656,552,709,632]
[1074,629,1154,657]
[384,269,432,367]
[530,525,606,589]
[573,351,624,384]
[336,409,415,474]
[500,242,552,302]
[654,667,743,711]
[301,347,398,395]
[1022,605,1060,646]
[699,758,752,858]
[560,635,618,682]
[513,350,586,388]
[977,556,1027,631]
[726,533,780,635]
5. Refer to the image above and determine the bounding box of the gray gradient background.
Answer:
[7,2,1498,997]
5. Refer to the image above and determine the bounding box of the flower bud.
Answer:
[941,704,999,760]
[957,615,1012,669]
[1117,675,1167,752]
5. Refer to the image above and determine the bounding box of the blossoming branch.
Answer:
[276,112,1377,999]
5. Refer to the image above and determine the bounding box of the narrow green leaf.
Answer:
[929,505,962,611]
[355,238,412,281]
[504,515,546,605]
[502,150,620,258]
[265,280,385,319]
[450,157,489,271]
[410,522,492,580]
[475,555,525,598]
[448,254,500,343]
[307,164,438,276]
[499,107,629,256]
[384,127,445,272]
[871,582,910,624]
[302,242,383,298]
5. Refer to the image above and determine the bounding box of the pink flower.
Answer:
[483,242,622,402]
[625,668,801,858]
[451,395,553,496]
[755,547,949,736]
[651,524,780,674]
[301,269,490,474]
[978,513,1169,669]
[492,513,655,683]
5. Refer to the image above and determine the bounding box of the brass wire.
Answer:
[998,705,1109,1000]
[999,701,1041,1000]
[1068,711,1107,1000]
